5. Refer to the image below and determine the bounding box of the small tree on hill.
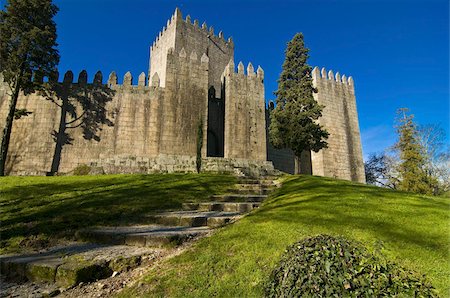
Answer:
[394,108,436,195]
[417,124,450,195]
[364,152,399,189]
[269,33,328,174]
[0,0,60,176]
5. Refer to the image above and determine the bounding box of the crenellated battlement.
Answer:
[312,66,354,87]
[149,8,234,90]
[151,8,233,53]
[222,59,264,82]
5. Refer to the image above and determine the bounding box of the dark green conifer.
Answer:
[0,0,59,175]
[269,33,328,172]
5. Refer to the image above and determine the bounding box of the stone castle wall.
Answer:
[0,46,213,175]
[0,8,366,181]
[223,60,266,161]
[310,67,365,183]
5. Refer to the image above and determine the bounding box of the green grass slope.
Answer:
[0,173,236,254]
[120,175,450,297]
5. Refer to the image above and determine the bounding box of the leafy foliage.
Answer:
[0,0,59,176]
[0,0,59,94]
[417,124,450,195]
[364,152,399,189]
[365,114,449,196]
[265,235,438,297]
[269,33,328,158]
[395,108,437,195]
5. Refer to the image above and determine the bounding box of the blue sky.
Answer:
[6,0,449,159]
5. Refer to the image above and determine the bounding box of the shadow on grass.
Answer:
[0,173,236,250]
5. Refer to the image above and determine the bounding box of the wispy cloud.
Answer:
[361,125,396,161]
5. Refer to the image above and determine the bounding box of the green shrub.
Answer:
[265,235,438,297]
[73,164,91,176]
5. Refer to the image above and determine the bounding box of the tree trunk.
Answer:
[0,75,22,176]
[294,155,300,174]
[300,150,312,175]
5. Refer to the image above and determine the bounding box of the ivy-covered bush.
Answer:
[265,235,438,297]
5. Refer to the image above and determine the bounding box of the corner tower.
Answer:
[311,67,365,183]
[149,8,234,92]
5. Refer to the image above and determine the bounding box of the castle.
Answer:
[0,8,365,182]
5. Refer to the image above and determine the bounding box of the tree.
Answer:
[364,152,399,189]
[394,108,436,195]
[0,0,59,176]
[417,124,450,195]
[269,33,328,174]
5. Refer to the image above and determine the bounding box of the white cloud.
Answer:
[360,125,396,161]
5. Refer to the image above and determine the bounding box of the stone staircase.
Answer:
[0,175,279,294]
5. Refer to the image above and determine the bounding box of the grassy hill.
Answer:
[1,174,448,296]
[0,173,236,254]
[118,175,449,297]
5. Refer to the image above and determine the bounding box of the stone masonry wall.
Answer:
[223,60,266,161]
[0,47,210,175]
[149,13,177,87]
[149,8,234,92]
[158,47,209,157]
[0,72,165,175]
[311,67,365,183]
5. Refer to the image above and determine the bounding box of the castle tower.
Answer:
[149,8,234,92]
[310,67,366,183]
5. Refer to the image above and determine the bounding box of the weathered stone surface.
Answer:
[310,67,366,183]
[0,8,364,183]
[77,225,210,248]
[153,211,241,227]
[0,243,156,286]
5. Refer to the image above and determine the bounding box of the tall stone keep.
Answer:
[149,8,234,93]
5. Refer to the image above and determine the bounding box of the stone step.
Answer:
[182,202,260,212]
[0,243,156,288]
[237,179,260,184]
[151,211,242,228]
[227,187,272,195]
[76,225,210,248]
[237,179,279,187]
[235,183,275,190]
[210,194,268,202]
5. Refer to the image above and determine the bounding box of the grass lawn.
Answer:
[0,173,236,254]
[120,175,450,297]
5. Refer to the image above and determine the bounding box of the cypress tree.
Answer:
[0,0,60,176]
[269,33,328,173]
